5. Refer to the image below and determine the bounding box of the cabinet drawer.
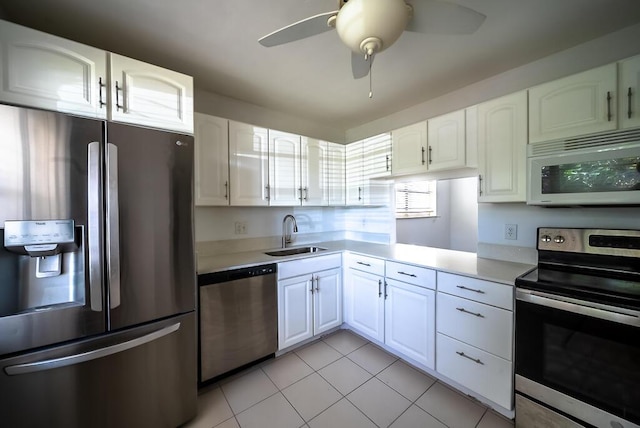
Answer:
[345,253,385,276]
[436,333,513,410]
[437,272,513,310]
[278,253,342,279]
[436,293,512,360]
[385,261,435,290]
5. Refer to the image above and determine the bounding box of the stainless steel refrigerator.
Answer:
[0,104,197,427]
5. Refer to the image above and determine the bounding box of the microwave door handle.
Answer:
[106,143,121,309]
[516,289,640,327]
[87,142,103,312]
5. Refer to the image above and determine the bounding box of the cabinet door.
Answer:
[364,133,392,178]
[229,121,269,206]
[345,269,384,342]
[345,141,364,205]
[301,138,328,206]
[109,53,193,133]
[477,91,527,202]
[269,130,301,206]
[529,64,617,143]
[313,268,343,335]
[427,110,466,171]
[327,143,346,206]
[0,20,107,119]
[278,276,313,350]
[194,114,229,206]
[391,122,428,175]
[384,279,435,369]
[619,55,640,130]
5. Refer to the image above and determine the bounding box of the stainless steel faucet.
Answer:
[282,214,298,248]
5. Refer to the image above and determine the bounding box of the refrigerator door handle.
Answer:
[107,143,121,309]
[88,142,103,312]
[4,323,181,376]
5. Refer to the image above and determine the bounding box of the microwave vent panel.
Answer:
[528,128,640,157]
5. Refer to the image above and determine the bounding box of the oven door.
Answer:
[515,289,640,427]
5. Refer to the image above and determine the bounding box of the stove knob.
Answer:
[553,235,565,244]
[541,235,552,243]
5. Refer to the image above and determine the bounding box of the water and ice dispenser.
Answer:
[0,220,85,316]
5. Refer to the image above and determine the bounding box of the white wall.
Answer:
[194,90,345,143]
[346,22,640,141]
[450,177,478,252]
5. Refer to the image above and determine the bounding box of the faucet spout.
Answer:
[282,215,298,248]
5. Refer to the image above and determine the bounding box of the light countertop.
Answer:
[197,240,535,285]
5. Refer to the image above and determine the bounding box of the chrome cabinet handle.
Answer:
[385,155,390,171]
[88,142,103,312]
[398,271,417,278]
[628,87,633,119]
[357,261,371,267]
[456,285,485,294]
[421,147,425,165]
[310,276,314,294]
[456,307,484,318]
[224,181,228,199]
[378,279,382,297]
[98,77,106,107]
[606,91,612,121]
[456,351,483,365]
[478,174,483,197]
[106,143,121,309]
[304,187,309,201]
[384,281,388,299]
[298,187,303,201]
[315,276,319,293]
[428,146,432,164]
[358,186,362,201]
[115,81,124,112]
[5,323,181,375]
[265,185,270,200]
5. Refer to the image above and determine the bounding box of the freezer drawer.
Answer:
[0,312,197,428]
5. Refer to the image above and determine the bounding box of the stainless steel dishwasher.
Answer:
[198,264,277,384]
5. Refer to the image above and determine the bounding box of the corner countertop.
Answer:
[197,240,535,286]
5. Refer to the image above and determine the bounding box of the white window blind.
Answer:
[395,181,437,218]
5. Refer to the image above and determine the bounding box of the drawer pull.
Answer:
[398,271,417,278]
[456,351,484,365]
[357,261,371,267]
[456,285,485,294]
[456,307,484,318]
[378,279,382,297]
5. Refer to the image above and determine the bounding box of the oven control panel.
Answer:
[538,227,640,257]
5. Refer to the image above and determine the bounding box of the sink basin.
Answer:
[264,246,327,257]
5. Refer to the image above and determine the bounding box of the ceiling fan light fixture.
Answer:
[335,0,410,56]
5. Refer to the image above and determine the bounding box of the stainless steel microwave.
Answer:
[527,133,640,206]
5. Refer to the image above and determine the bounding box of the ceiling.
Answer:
[3,0,640,131]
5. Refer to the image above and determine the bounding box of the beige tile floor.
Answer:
[184,329,514,428]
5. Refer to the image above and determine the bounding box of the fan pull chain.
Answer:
[368,54,373,99]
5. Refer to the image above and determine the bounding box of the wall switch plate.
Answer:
[505,224,517,240]
[234,221,247,235]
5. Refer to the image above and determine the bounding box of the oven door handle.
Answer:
[516,289,640,327]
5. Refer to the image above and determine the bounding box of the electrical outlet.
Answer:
[505,224,518,240]
[234,221,248,235]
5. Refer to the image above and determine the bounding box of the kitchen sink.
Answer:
[264,246,327,256]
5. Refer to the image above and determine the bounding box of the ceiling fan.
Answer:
[258,0,486,96]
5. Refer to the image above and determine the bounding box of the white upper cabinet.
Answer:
[194,114,229,206]
[228,121,269,206]
[477,91,528,202]
[268,130,302,206]
[301,138,328,206]
[619,55,640,129]
[327,143,346,206]
[346,141,364,205]
[427,110,466,171]
[110,53,193,133]
[391,122,428,175]
[0,20,108,119]
[529,64,617,143]
[364,133,392,178]
[465,106,479,168]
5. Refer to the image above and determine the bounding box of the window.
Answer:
[395,180,437,218]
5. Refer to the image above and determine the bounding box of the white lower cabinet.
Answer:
[345,269,385,342]
[385,278,435,369]
[278,255,342,350]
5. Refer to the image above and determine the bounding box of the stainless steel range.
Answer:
[515,228,640,428]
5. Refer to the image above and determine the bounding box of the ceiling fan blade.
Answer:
[405,0,486,35]
[352,52,374,79]
[259,11,338,47]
